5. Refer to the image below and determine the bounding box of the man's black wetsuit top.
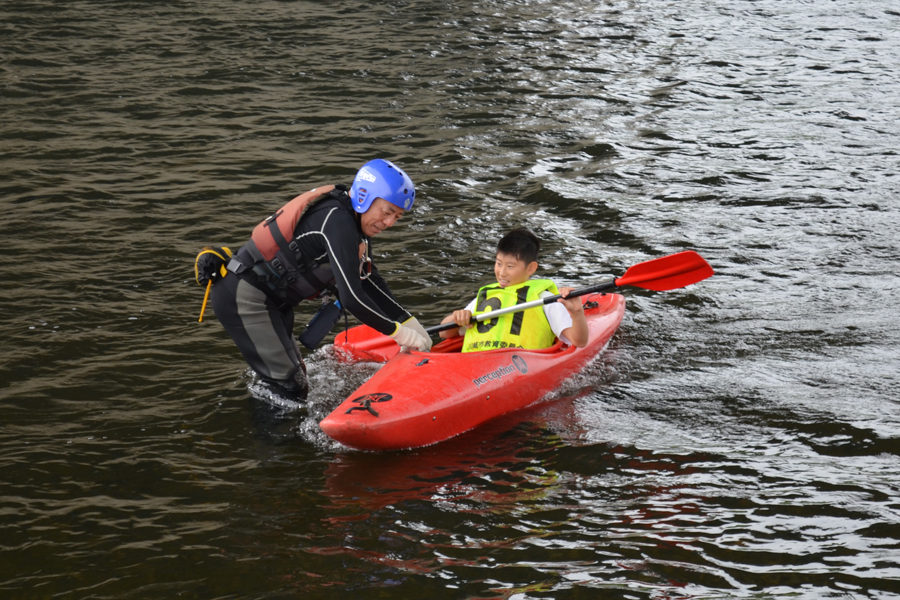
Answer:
[286,191,411,336]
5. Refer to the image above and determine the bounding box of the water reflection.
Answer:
[322,410,568,517]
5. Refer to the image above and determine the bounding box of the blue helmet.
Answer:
[350,159,416,213]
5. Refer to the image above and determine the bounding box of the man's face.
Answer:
[360,198,405,237]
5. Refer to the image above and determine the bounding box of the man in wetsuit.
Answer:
[210,159,432,399]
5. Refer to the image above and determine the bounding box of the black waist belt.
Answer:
[227,257,290,309]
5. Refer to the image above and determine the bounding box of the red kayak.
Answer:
[320,292,626,451]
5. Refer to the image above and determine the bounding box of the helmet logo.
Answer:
[404,198,411,209]
[357,168,378,183]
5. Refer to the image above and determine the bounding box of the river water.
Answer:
[2,0,899,598]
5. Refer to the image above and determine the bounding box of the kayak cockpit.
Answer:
[335,293,613,364]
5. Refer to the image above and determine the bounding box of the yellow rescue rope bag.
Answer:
[194,246,232,322]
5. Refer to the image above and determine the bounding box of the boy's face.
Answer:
[494,252,538,288]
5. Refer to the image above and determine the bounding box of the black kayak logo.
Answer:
[345,393,393,417]
[472,355,529,389]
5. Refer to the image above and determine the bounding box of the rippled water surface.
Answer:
[2,1,899,598]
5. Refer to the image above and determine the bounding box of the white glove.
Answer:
[402,317,434,351]
[390,323,431,353]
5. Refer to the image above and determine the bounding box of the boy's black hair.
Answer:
[497,228,541,264]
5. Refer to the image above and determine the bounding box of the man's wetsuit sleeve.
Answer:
[319,209,405,336]
[362,264,413,324]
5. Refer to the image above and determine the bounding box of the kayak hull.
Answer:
[320,293,625,451]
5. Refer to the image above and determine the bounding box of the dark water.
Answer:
[2,0,899,598]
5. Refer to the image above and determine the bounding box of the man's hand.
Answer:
[390,323,431,352]
[402,317,433,351]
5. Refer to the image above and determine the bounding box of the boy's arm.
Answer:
[558,287,589,348]
[439,299,477,339]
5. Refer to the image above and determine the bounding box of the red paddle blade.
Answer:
[615,251,714,291]
[334,325,399,363]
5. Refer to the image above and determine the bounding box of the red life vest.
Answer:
[250,185,336,262]
[231,185,348,303]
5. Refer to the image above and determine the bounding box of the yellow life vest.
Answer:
[462,279,559,353]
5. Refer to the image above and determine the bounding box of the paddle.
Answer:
[334,251,713,362]
[423,250,714,335]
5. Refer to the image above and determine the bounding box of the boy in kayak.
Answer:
[439,228,588,352]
